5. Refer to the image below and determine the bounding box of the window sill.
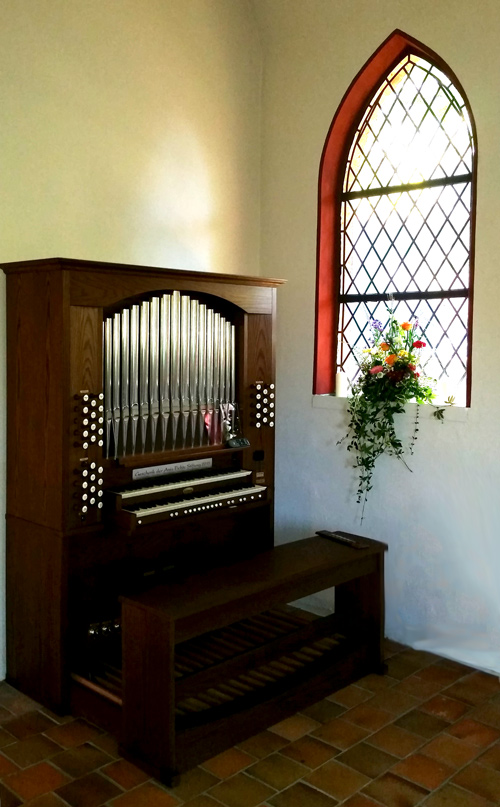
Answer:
[312,395,470,423]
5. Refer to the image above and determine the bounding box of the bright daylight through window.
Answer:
[338,54,475,407]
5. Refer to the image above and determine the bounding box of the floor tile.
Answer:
[355,673,398,692]
[182,796,227,807]
[367,723,424,758]
[50,742,113,778]
[100,758,150,789]
[391,751,454,789]
[90,731,120,758]
[55,771,122,807]
[471,701,500,730]
[421,782,495,806]
[451,761,500,803]
[111,781,181,807]
[0,684,38,715]
[0,752,19,776]
[361,771,429,806]
[422,733,479,768]
[447,718,500,747]
[397,649,438,669]
[0,706,18,724]
[280,736,337,768]
[336,741,398,778]
[342,703,392,732]
[2,734,62,768]
[444,673,500,706]
[476,742,500,771]
[0,726,17,747]
[6,761,70,800]
[394,677,446,700]
[300,699,345,723]
[394,709,450,739]
[168,767,220,802]
[342,795,386,807]
[3,710,58,740]
[311,717,369,749]
[384,639,407,656]
[385,656,424,681]
[208,771,276,807]
[237,731,289,759]
[247,754,308,790]
[326,684,372,708]
[420,694,470,722]
[414,664,464,688]
[269,781,339,807]
[0,781,22,807]
[44,718,102,748]
[304,759,370,801]
[24,795,69,807]
[202,747,255,779]
[367,688,419,717]
[269,714,320,741]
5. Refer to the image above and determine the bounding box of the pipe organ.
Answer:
[4,258,387,784]
[3,257,282,707]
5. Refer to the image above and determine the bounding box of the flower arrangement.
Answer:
[340,313,453,518]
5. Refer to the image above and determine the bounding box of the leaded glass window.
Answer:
[338,54,475,406]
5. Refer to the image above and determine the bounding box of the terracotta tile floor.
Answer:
[1,641,500,805]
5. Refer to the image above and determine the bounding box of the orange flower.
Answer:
[380,342,390,351]
[401,322,412,331]
[385,354,397,366]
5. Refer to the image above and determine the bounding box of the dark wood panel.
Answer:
[6,516,67,709]
[124,536,384,642]
[70,270,277,315]
[69,306,102,393]
[122,601,176,778]
[6,270,68,528]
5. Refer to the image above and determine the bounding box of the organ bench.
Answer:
[118,534,387,783]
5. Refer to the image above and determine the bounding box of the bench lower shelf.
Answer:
[71,608,378,780]
[70,528,387,786]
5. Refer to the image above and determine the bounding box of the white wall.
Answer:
[0,0,262,678]
[253,0,500,673]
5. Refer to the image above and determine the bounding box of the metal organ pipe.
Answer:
[103,293,237,458]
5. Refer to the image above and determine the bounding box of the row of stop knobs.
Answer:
[74,461,104,514]
[73,391,105,520]
[73,392,105,450]
[250,383,275,429]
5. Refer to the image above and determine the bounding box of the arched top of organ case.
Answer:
[2,256,285,314]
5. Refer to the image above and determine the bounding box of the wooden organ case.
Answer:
[3,257,386,783]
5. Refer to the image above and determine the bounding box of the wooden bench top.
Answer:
[121,535,387,642]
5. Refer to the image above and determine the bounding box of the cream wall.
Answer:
[0,0,262,678]
[253,0,500,673]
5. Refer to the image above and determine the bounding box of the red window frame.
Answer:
[313,29,477,404]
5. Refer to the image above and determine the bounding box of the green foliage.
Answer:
[339,312,450,518]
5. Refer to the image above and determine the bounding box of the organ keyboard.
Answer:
[108,468,267,530]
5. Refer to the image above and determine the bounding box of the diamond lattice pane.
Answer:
[341,182,471,297]
[344,55,474,193]
[338,54,474,405]
[337,297,469,406]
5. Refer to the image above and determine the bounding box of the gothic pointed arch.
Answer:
[314,30,477,406]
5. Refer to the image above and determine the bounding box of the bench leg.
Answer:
[121,600,177,783]
[335,553,385,674]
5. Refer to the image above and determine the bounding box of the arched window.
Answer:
[314,31,476,407]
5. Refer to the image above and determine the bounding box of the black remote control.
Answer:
[316,530,371,550]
